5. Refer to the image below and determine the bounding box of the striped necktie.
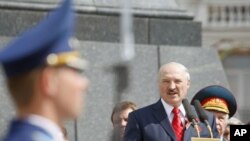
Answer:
[172,107,184,141]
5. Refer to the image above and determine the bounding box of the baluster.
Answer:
[229,6,235,27]
[246,6,250,27]
[220,6,226,27]
[237,5,242,27]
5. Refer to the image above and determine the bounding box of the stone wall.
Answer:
[0,1,229,140]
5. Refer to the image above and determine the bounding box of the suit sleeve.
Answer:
[123,112,142,141]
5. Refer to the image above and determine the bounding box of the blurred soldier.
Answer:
[191,85,237,141]
[111,101,137,140]
[0,0,89,141]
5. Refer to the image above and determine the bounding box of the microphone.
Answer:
[193,100,213,138]
[182,99,200,137]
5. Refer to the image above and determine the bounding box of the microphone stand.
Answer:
[182,99,201,138]
[192,119,200,138]
[204,120,213,138]
[193,100,214,138]
[190,100,221,141]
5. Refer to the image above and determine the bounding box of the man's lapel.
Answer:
[152,100,176,141]
[183,124,193,141]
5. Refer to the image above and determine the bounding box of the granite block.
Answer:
[0,9,45,37]
[150,19,201,46]
[0,36,10,47]
[76,41,159,141]
[0,69,15,137]
[0,37,15,137]
[76,14,148,44]
[0,9,149,44]
[159,46,229,99]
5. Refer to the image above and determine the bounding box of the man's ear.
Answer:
[187,80,191,89]
[39,67,58,97]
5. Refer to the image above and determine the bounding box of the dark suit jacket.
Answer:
[2,119,53,141]
[124,100,219,141]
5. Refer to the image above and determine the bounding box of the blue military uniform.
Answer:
[4,118,55,141]
[0,0,86,141]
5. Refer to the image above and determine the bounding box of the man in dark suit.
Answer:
[124,62,219,141]
[0,0,89,141]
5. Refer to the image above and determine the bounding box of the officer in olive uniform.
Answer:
[0,0,89,141]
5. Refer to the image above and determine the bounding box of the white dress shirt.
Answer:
[25,114,64,141]
[161,98,186,126]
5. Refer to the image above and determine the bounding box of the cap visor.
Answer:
[65,57,88,71]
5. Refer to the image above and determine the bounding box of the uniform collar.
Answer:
[24,114,64,141]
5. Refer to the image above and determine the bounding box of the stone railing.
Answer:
[197,0,250,28]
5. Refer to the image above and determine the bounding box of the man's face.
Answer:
[112,108,133,139]
[54,67,89,119]
[209,110,229,136]
[159,64,190,107]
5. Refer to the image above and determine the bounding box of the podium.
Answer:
[191,137,221,141]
